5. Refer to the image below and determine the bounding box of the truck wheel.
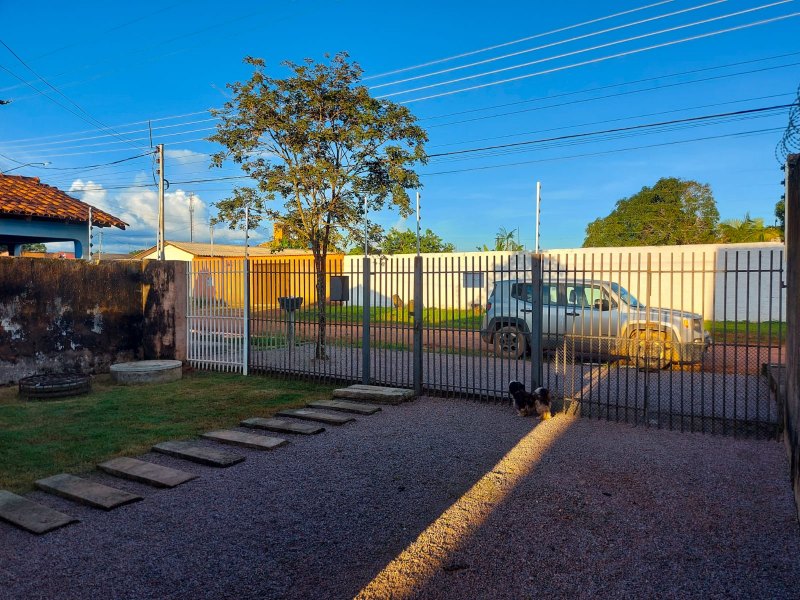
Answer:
[494,326,527,359]
[631,329,672,371]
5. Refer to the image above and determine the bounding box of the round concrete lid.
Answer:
[110,360,183,373]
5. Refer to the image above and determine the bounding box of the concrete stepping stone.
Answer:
[35,474,142,510]
[307,399,382,415]
[152,441,245,467]
[201,430,288,450]
[241,417,325,435]
[276,408,355,425]
[98,457,197,488]
[332,384,414,405]
[0,490,79,535]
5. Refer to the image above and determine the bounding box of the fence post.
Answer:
[413,255,423,395]
[362,257,371,384]
[530,253,543,390]
[243,257,250,376]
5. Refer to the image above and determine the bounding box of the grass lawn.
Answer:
[0,371,335,493]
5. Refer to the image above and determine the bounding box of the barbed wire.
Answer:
[776,83,800,163]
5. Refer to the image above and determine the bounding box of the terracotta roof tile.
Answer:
[0,175,126,229]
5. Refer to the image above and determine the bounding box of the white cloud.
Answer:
[67,179,266,254]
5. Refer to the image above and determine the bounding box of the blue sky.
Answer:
[1,0,798,253]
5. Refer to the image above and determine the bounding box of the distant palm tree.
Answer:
[477,227,524,251]
[718,213,782,243]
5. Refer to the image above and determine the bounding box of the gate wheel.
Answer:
[631,329,672,371]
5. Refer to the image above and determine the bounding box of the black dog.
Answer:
[508,381,552,420]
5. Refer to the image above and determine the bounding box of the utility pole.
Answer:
[157,143,165,259]
[535,181,542,253]
[99,230,103,259]
[87,207,93,261]
[188,193,195,242]
[210,222,214,257]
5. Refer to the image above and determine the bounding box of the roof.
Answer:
[0,175,127,229]
[137,241,313,258]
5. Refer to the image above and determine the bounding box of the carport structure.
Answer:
[0,175,126,258]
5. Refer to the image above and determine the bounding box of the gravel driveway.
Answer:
[1,397,797,599]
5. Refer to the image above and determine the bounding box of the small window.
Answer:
[463,272,484,289]
[511,283,533,302]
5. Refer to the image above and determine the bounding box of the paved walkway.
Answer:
[1,397,797,599]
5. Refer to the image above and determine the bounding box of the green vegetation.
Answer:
[296,306,484,329]
[706,320,786,345]
[584,177,720,247]
[477,226,524,251]
[0,372,335,492]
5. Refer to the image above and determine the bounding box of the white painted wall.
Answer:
[343,243,786,322]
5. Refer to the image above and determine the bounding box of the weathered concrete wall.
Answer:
[0,258,187,384]
[784,153,800,523]
[142,260,187,361]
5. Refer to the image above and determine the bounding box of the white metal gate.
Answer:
[186,258,246,372]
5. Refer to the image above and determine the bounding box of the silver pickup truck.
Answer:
[480,278,711,369]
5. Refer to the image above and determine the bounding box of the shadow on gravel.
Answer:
[356,416,800,600]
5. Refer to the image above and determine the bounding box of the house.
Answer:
[0,175,126,259]
[136,241,344,308]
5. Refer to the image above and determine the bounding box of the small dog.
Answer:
[508,381,552,420]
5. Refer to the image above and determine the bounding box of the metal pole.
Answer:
[243,205,250,376]
[416,191,421,256]
[98,230,103,259]
[364,196,369,256]
[413,255,423,395]
[189,193,195,243]
[87,206,93,261]
[530,254,543,389]
[362,256,371,384]
[535,181,541,254]
[157,143,165,260]
[210,223,214,257]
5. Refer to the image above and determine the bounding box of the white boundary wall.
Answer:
[344,242,786,322]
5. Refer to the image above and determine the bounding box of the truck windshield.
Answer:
[610,283,643,308]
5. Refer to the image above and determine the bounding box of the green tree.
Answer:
[718,213,782,243]
[583,177,720,247]
[477,227,524,251]
[209,53,427,359]
[380,227,454,254]
[775,198,785,240]
[21,243,47,252]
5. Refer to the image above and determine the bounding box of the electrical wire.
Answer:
[0,40,149,152]
[364,0,677,80]
[396,12,800,103]
[370,0,729,89]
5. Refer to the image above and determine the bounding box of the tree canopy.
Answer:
[209,53,427,358]
[379,227,454,254]
[583,177,720,247]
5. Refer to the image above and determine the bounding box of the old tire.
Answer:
[631,329,672,371]
[494,326,527,359]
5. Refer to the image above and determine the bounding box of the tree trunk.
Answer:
[314,251,328,360]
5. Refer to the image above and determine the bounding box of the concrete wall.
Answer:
[783,153,799,522]
[0,257,187,384]
[344,243,786,322]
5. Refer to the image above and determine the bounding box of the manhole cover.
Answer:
[18,374,91,400]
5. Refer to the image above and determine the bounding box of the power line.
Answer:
[422,127,784,176]
[395,11,800,103]
[426,103,797,158]
[0,40,148,152]
[370,0,729,89]
[364,0,677,80]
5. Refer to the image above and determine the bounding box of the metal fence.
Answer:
[186,246,785,438]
